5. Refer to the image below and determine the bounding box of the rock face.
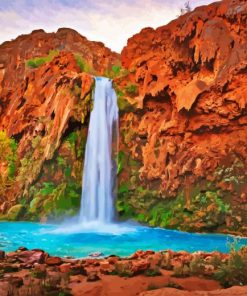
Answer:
[0,1,246,235]
[117,0,247,234]
[0,28,119,219]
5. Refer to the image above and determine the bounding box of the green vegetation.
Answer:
[0,131,17,182]
[117,151,125,175]
[215,246,247,287]
[157,244,247,288]
[117,186,231,232]
[165,281,183,289]
[113,82,137,113]
[189,256,205,275]
[26,50,59,68]
[144,268,161,277]
[111,65,121,76]
[65,131,78,149]
[40,182,56,196]
[7,204,26,220]
[124,83,138,95]
[104,64,128,79]
[28,180,81,219]
[112,262,134,277]
[117,96,133,112]
[23,129,87,220]
[74,54,92,73]
[57,155,66,166]
[31,269,47,279]
[214,160,245,191]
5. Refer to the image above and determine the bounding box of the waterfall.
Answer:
[79,77,119,223]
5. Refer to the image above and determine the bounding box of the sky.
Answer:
[0,0,218,52]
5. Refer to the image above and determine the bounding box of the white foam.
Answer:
[44,221,137,236]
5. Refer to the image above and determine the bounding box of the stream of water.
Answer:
[79,77,118,223]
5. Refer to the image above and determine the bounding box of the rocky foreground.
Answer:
[0,247,247,296]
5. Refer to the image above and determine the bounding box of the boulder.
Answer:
[59,263,71,273]
[100,261,114,274]
[0,250,5,260]
[16,250,45,266]
[86,272,100,282]
[131,259,150,274]
[45,256,62,266]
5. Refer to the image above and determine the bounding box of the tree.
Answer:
[179,1,192,16]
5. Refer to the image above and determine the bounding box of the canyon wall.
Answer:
[117,0,247,235]
[0,0,246,235]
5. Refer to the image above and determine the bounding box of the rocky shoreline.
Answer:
[0,247,247,295]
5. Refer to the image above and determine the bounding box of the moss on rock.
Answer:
[116,184,232,233]
[7,204,26,220]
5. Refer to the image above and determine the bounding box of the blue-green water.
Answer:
[0,221,246,258]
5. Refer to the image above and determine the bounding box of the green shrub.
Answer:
[74,55,91,72]
[26,50,59,68]
[113,262,134,278]
[64,166,72,177]
[215,247,247,287]
[112,65,121,76]
[144,268,161,277]
[40,181,81,217]
[104,64,129,79]
[189,256,205,275]
[173,264,190,278]
[215,196,230,213]
[65,132,78,149]
[116,199,135,217]
[40,182,56,196]
[165,281,183,289]
[125,83,137,95]
[7,162,16,179]
[118,183,129,194]
[160,252,173,270]
[0,131,17,180]
[57,156,65,166]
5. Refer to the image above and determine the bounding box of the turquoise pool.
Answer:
[0,221,246,258]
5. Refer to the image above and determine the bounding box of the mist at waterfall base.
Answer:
[1,77,247,258]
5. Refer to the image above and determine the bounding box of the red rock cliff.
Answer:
[117,0,247,234]
[0,28,119,218]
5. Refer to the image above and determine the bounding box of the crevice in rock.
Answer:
[17,97,26,110]
[12,130,24,143]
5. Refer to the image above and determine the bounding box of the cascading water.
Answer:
[79,77,119,224]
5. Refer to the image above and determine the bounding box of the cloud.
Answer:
[0,0,218,52]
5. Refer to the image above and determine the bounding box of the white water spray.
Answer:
[79,77,119,223]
